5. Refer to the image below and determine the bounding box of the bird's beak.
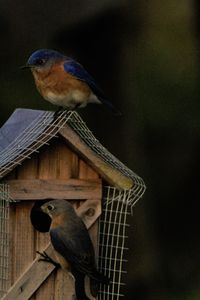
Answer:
[20,64,32,70]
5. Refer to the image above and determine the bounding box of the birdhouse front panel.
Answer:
[0,109,146,300]
[2,137,102,300]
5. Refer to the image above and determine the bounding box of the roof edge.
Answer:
[59,126,134,190]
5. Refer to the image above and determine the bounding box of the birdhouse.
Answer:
[0,109,146,300]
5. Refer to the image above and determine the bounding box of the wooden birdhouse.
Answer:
[0,109,146,300]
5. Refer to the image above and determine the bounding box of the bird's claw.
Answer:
[54,107,69,119]
[36,251,60,268]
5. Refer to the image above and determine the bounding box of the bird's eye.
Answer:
[47,204,54,211]
[35,58,45,66]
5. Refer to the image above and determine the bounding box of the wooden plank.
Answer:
[13,156,37,284]
[79,159,99,180]
[54,142,79,300]
[59,126,134,189]
[6,178,102,200]
[13,155,38,300]
[54,269,75,300]
[56,137,78,179]
[2,169,17,180]
[77,199,101,229]
[15,153,38,179]
[78,161,101,299]
[11,202,35,281]
[37,142,59,180]
[34,232,54,300]
[2,245,55,300]
[2,200,101,300]
[35,141,62,300]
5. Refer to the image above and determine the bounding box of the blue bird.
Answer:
[23,49,121,115]
[40,199,110,299]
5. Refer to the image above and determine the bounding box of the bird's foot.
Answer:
[37,251,60,268]
[54,107,69,119]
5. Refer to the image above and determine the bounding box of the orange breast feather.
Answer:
[33,62,91,98]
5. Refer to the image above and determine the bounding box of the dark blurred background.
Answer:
[0,1,200,299]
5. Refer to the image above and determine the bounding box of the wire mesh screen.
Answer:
[97,187,132,299]
[0,109,146,299]
[0,184,10,298]
[0,110,71,179]
[0,109,145,206]
[0,109,146,208]
[67,112,146,209]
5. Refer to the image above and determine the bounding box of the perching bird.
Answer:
[40,199,110,299]
[23,49,121,115]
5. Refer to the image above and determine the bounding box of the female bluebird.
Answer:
[40,199,109,299]
[23,49,121,114]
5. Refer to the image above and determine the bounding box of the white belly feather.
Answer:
[45,90,100,109]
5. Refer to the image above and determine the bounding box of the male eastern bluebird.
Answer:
[40,199,109,299]
[23,49,121,114]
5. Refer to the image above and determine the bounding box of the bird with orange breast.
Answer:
[39,199,110,300]
[23,49,121,115]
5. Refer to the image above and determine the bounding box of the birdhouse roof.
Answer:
[0,108,145,196]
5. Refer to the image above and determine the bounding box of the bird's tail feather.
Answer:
[89,271,110,297]
[72,267,110,298]
[90,270,110,285]
[100,97,122,116]
[71,268,90,300]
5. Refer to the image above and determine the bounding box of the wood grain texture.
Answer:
[35,141,59,300]
[4,136,103,299]
[59,126,134,189]
[78,160,101,299]
[53,141,79,299]
[54,270,75,300]
[11,202,35,282]
[13,155,38,300]
[1,246,56,300]
[79,159,99,180]
[6,178,102,200]
[34,232,54,300]
[3,199,101,300]
[55,140,78,179]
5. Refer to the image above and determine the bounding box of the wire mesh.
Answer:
[0,110,72,179]
[0,109,145,299]
[97,187,132,300]
[67,113,146,209]
[0,109,146,208]
[0,184,11,298]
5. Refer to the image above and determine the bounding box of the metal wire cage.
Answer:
[0,109,146,299]
[0,184,11,298]
[98,188,131,300]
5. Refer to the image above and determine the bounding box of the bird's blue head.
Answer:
[24,49,65,69]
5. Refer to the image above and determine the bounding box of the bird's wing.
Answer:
[64,60,121,115]
[50,227,95,276]
[64,60,105,99]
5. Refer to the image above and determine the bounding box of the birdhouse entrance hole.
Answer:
[0,109,146,299]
